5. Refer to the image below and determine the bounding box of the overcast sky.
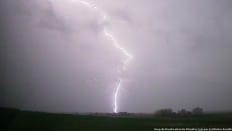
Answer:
[1,0,232,113]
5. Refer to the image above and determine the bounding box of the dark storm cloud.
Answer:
[111,9,133,23]
[0,0,121,112]
[118,0,232,112]
[1,0,232,113]
[38,1,70,33]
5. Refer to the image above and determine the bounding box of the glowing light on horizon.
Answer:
[71,0,133,113]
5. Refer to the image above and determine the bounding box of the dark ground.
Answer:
[1,107,232,131]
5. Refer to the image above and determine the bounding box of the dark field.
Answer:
[1,107,232,131]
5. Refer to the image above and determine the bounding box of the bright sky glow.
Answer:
[71,0,133,113]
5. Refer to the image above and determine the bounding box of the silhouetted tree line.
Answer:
[154,107,204,117]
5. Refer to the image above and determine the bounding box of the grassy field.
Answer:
[1,107,232,131]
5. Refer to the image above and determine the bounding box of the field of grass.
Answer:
[1,107,232,131]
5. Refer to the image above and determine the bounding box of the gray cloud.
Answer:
[1,0,232,113]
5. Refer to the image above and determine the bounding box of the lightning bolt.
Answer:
[71,0,133,113]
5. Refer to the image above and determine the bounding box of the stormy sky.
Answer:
[1,0,232,113]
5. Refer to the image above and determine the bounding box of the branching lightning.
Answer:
[71,0,133,113]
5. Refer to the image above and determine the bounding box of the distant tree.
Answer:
[192,107,203,115]
[177,109,192,116]
[118,112,130,116]
[154,108,174,117]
